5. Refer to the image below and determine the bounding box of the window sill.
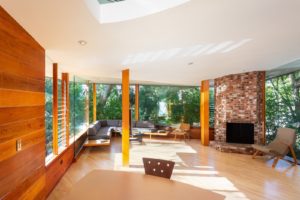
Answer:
[45,128,88,167]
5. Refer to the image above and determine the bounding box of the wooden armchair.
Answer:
[142,157,175,179]
[252,128,298,168]
[170,123,191,140]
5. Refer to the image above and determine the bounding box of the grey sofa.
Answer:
[87,120,156,140]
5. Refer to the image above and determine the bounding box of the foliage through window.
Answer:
[45,77,53,157]
[70,78,89,136]
[266,70,300,159]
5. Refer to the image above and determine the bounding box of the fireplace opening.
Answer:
[226,122,254,144]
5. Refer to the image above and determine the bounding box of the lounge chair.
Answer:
[170,123,191,140]
[252,128,298,168]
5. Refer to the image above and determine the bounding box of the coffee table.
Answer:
[143,132,168,140]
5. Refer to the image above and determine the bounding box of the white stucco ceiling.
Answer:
[1,0,300,85]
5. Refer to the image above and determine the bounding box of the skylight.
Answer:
[97,0,125,5]
[85,0,190,23]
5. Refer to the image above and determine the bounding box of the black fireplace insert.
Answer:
[226,122,254,144]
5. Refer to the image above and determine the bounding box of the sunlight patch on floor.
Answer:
[110,139,250,200]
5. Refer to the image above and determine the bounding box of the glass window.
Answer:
[94,84,122,120]
[45,77,53,157]
[266,70,300,159]
[70,77,89,136]
[139,85,200,125]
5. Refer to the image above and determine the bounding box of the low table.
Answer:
[143,132,168,140]
[83,139,110,147]
[65,170,224,200]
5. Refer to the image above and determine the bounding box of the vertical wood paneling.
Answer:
[135,84,139,121]
[201,80,210,146]
[0,6,46,199]
[46,145,74,197]
[122,69,130,166]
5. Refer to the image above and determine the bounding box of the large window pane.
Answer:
[139,85,200,125]
[95,84,122,120]
[45,77,53,157]
[70,77,89,136]
[266,70,300,159]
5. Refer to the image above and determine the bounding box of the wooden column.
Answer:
[93,83,97,122]
[122,69,130,166]
[135,84,139,121]
[62,73,70,146]
[53,63,58,155]
[261,71,266,144]
[201,80,210,146]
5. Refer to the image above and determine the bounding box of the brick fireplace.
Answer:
[210,71,265,154]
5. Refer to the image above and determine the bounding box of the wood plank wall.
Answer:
[0,6,46,199]
[45,146,74,196]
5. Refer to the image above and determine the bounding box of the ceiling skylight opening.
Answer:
[85,0,191,23]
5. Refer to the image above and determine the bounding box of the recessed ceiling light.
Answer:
[78,40,87,46]
[188,62,194,66]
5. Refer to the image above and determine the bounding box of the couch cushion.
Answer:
[87,127,97,136]
[107,120,120,127]
[99,120,108,127]
[131,121,136,128]
[88,127,112,140]
[135,121,155,128]
[94,122,101,131]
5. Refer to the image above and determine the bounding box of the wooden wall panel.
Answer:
[0,6,46,200]
[46,145,74,197]
[190,127,215,140]
[0,89,44,107]
[0,106,44,125]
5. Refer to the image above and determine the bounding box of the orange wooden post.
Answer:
[122,69,130,166]
[62,73,70,146]
[201,80,210,146]
[93,83,97,122]
[135,84,139,121]
[52,63,58,155]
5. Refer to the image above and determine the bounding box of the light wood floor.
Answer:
[48,137,300,200]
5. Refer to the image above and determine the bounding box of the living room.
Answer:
[0,0,300,200]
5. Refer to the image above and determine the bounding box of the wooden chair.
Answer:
[252,128,298,168]
[171,123,191,140]
[142,158,175,179]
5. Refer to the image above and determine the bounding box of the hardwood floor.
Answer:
[48,137,300,200]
